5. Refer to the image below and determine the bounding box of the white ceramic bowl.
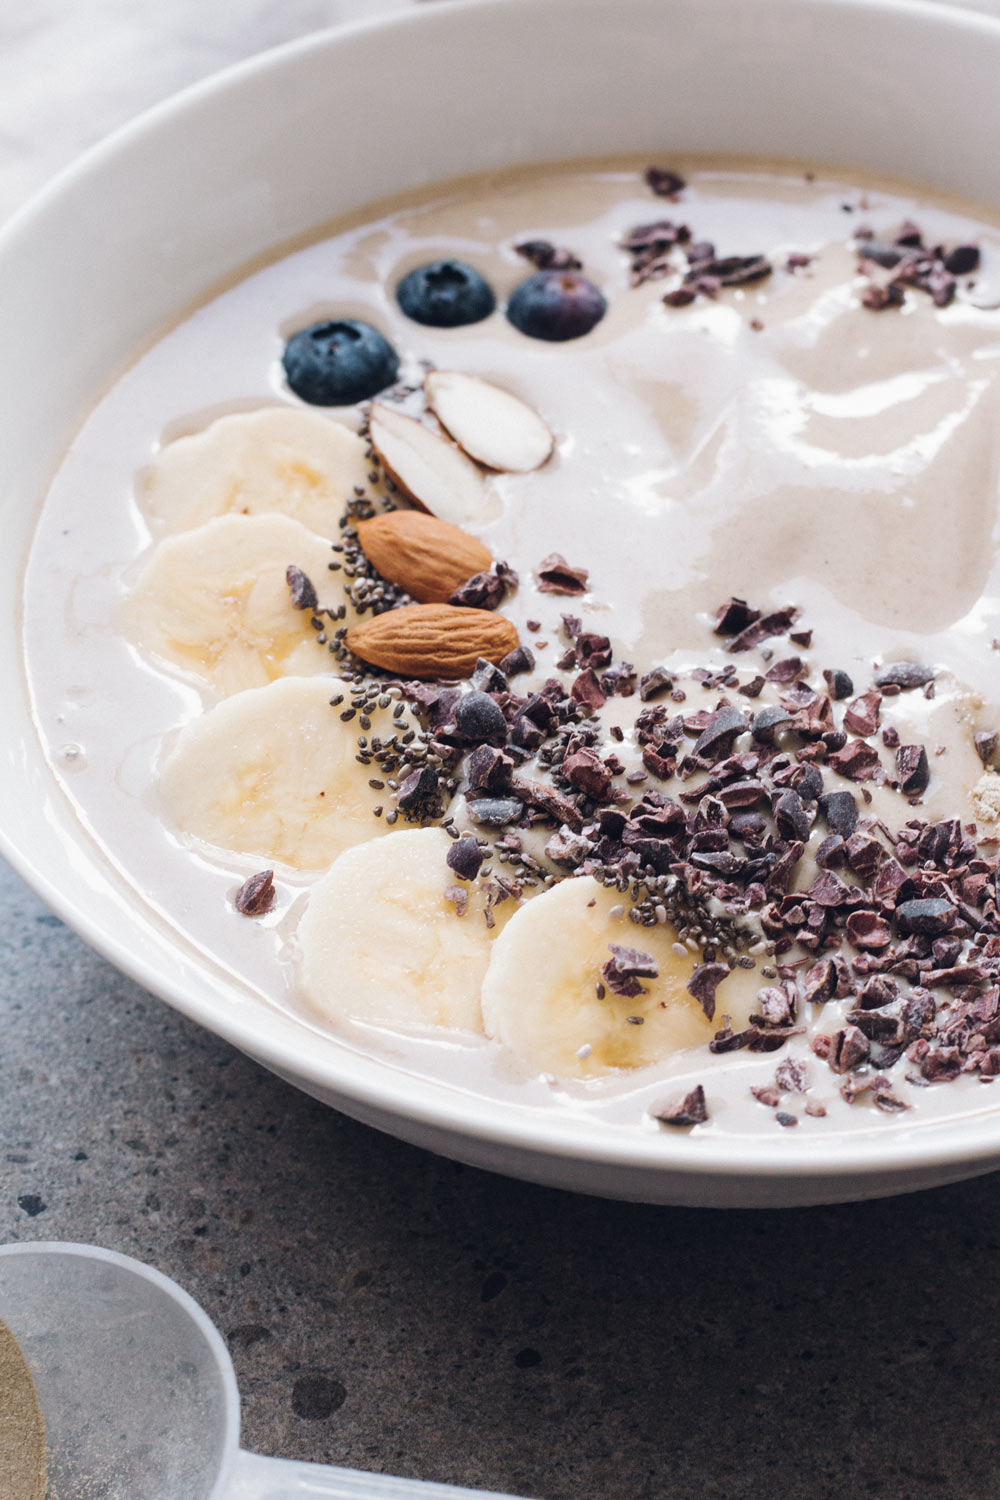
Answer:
[7,0,1000,1208]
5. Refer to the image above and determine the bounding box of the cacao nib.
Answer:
[872,1085,909,1113]
[773,789,810,842]
[449,569,507,610]
[602,942,659,997]
[896,898,954,935]
[713,597,760,636]
[471,658,507,693]
[499,644,535,677]
[444,884,468,917]
[513,778,584,831]
[845,910,892,949]
[640,666,674,700]
[943,244,980,275]
[862,282,905,310]
[795,765,824,802]
[465,796,524,827]
[858,239,907,268]
[728,606,801,653]
[692,705,749,759]
[718,780,766,810]
[686,961,730,1022]
[576,633,613,669]
[654,1086,709,1128]
[765,656,802,683]
[819,790,858,838]
[975,730,999,767]
[803,958,838,1005]
[453,691,508,746]
[920,1048,962,1083]
[828,1025,871,1073]
[645,166,687,198]
[571,668,606,711]
[536,554,589,595]
[823,668,854,700]
[843,689,882,738]
[621,219,690,251]
[750,705,792,742]
[285,565,318,612]
[874,662,935,690]
[747,1025,805,1052]
[397,766,439,812]
[234,869,276,916]
[447,837,485,881]
[775,1058,810,1093]
[896,743,930,795]
[688,253,772,287]
[828,740,884,782]
[754,983,797,1027]
[815,834,846,869]
[844,833,886,878]
[467,744,515,795]
[562,747,613,801]
[515,239,582,270]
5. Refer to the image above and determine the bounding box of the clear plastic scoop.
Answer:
[0,1243,531,1500]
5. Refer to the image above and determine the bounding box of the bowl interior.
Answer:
[5,0,1000,1206]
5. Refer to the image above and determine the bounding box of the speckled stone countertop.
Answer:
[5,5,1000,1497]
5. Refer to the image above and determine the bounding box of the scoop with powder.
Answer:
[0,1319,46,1500]
[0,1240,530,1499]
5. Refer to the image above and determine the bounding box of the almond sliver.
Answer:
[369,404,496,530]
[425,371,554,473]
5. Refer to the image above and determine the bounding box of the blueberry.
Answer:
[283,319,399,405]
[506,270,607,341]
[396,259,496,328]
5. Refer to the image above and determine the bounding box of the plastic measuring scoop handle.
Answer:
[231,1450,532,1500]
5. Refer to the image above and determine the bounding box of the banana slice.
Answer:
[141,406,370,537]
[482,878,732,1078]
[297,826,515,1033]
[159,675,423,870]
[124,513,347,697]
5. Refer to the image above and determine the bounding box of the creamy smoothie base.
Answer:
[23,155,1000,1141]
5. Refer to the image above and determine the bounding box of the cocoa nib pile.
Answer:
[621,167,982,318]
[616,166,778,306]
[298,523,1000,1117]
[621,216,773,304]
[854,221,980,310]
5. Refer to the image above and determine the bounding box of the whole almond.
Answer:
[346,604,519,679]
[356,511,492,603]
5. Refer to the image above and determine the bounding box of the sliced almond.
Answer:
[369,405,496,530]
[356,511,492,604]
[346,603,518,679]
[425,371,554,472]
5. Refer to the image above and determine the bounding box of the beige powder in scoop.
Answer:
[0,1318,46,1500]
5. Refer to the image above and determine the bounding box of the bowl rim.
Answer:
[8,0,1000,1195]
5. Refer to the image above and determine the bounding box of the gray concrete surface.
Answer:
[5,4,1000,1496]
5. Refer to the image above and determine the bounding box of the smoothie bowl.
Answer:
[6,0,1000,1207]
